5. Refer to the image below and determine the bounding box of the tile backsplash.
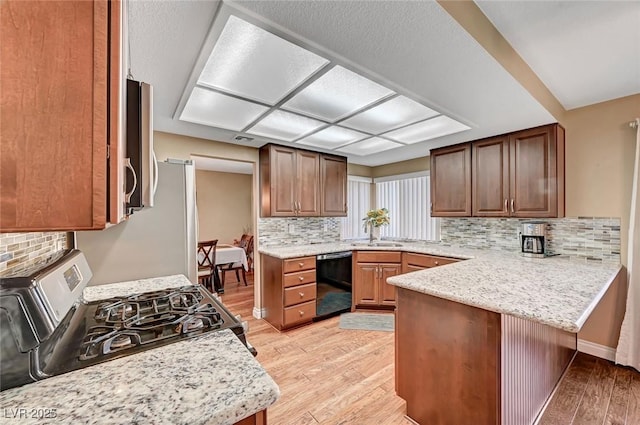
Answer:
[0,232,68,276]
[440,217,620,264]
[258,217,341,247]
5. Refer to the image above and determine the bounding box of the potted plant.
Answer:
[363,208,390,243]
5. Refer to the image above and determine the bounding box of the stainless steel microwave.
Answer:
[125,78,156,212]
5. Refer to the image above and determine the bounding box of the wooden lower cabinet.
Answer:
[395,288,575,425]
[401,252,461,273]
[353,251,401,309]
[234,409,267,425]
[262,254,317,330]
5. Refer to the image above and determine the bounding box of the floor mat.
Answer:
[339,313,394,332]
[317,292,352,316]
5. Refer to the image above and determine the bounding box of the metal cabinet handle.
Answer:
[299,292,304,297]
[299,276,304,281]
[299,310,305,316]
[299,262,304,268]
[504,199,508,212]
[124,158,137,203]
[434,261,439,266]
[430,202,433,214]
[510,199,515,214]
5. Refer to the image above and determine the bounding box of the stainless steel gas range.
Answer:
[0,249,252,392]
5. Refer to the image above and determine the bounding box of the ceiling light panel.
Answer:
[198,16,329,105]
[341,95,440,134]
[336,137,402,156]
[282,66,395,122]
[384,115,470,144]
[247,110,326,141]
[296,126,369,149]
[180,87,269,130]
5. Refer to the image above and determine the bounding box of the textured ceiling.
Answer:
[476,0,640,110]
[129,0,558,166]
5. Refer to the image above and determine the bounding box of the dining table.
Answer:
[198,243,249,293]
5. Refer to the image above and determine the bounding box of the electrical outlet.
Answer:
[323,223,328,232]
[288,224,295,234]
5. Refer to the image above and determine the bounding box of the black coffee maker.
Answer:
[520,222,546,258]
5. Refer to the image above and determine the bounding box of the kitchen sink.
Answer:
[351,242,404,247]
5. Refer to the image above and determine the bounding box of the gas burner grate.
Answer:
[79,287,225,361]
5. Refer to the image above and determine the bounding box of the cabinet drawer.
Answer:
[283,269,316,288]
[283,300,315,326]
[283,256,316,273]
[404,253,460,268]
[284,283,317,307]
[356,251,401,263]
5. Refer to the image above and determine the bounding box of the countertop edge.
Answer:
[573,264,624,330]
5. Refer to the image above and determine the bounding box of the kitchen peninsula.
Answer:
[260,242,621,424]
[388,252,621,425]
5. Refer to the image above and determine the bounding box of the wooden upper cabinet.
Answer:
[509,124,565,218]
[320,155,348,217]
[0,0,116,231]
[0,0,126,231]
[430,144,472,217]
[260,144,347,217]
[434,123,565,219]
[472,136,510,217]
[296,150,320,216]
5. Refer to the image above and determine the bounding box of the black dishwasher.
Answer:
[315,251,352,319]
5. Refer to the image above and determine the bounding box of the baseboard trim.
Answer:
[252,306,266,319]
[577,339,616,361]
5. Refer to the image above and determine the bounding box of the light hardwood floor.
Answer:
[219,275,640,425]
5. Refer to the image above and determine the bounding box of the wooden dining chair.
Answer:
[197,239,218,292]
[219,234,253,286]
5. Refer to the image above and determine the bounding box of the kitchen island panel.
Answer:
[396,287,501,425]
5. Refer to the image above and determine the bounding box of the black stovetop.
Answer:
[37,285,247,378]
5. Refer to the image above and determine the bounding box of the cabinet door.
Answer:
[430,144,472,217]
[320,155,347,216]
[354,263,380,306]
[0,0,108,231]
[296,150,320,216]
[269,146,297,216]
[472,136,510,217]
[380,264,401,306]
[509,125,561,217]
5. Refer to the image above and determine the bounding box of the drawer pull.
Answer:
[299,292,305,297]
[434,261,439,266]
[299,262,304,267]
[299,310,305,316]
[299,276,304,281]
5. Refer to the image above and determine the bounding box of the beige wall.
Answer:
[154,131,259,163]
[563,94,639,349]
[195,170,252,245]
[154,131,263,314]
[563,94,639,265]
[371,156,430,178]
[347,163,373,177]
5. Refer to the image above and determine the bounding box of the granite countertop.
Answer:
[83,274,195,302]
[259,241,478,260]
[260,242,621,333]
[0,276,280,425]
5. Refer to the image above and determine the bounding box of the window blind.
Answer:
[375,174,439,241]
[340,176,372,239]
